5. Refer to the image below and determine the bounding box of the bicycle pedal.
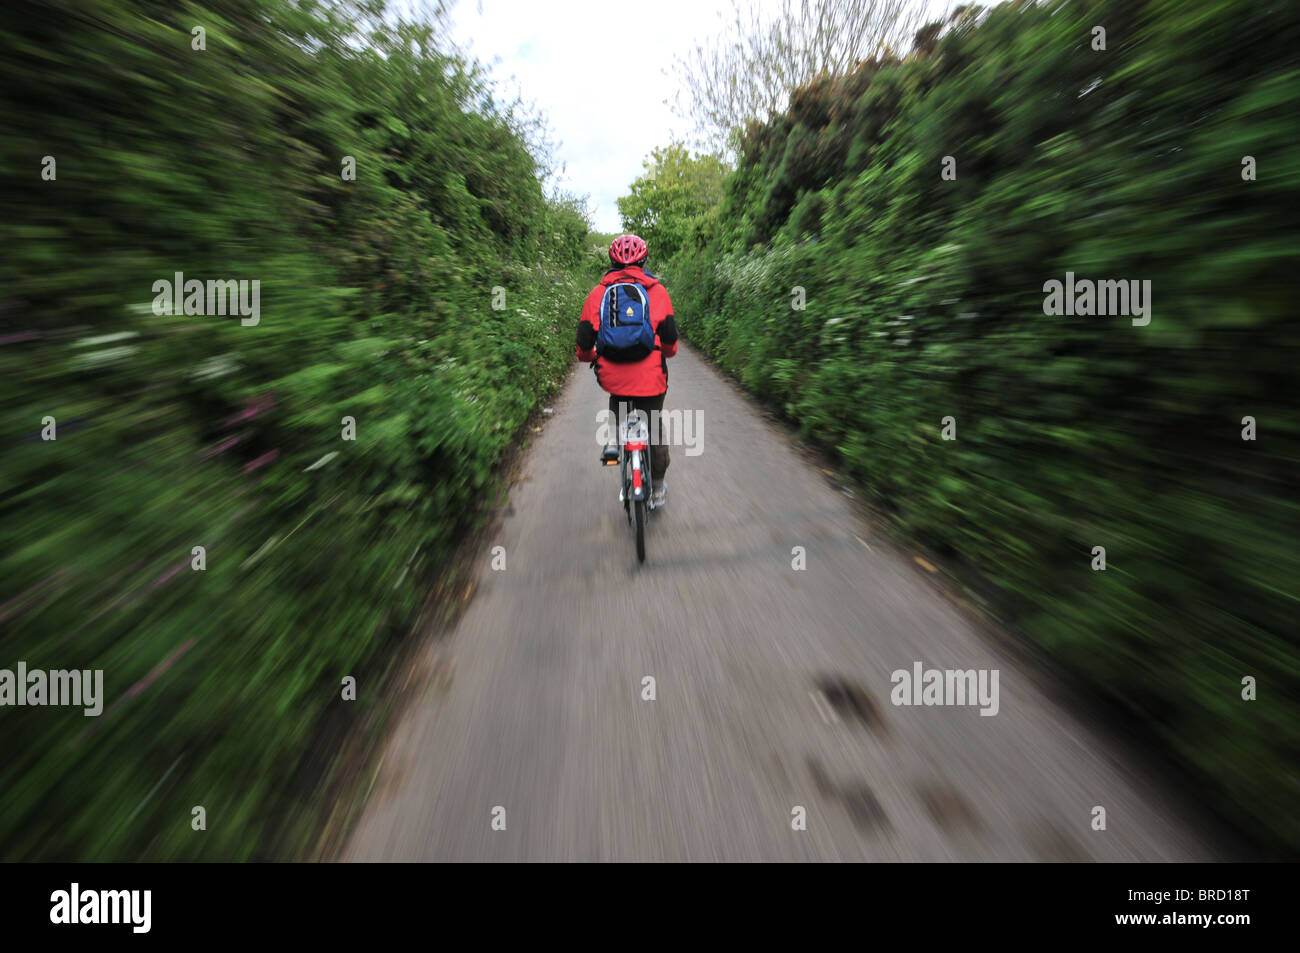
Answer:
[600,447,620,466]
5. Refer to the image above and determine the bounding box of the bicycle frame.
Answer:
[618,409,653,510]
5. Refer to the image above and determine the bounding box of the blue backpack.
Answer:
[596,278,656,362]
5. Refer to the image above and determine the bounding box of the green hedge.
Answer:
[668,0,1299,852]
[0,0,585,859]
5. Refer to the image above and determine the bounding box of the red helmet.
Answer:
[609,233,648,266]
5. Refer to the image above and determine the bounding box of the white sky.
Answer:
[434,0,952,232]
[448,0,766,232]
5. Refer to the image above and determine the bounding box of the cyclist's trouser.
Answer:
[608,393,669,482]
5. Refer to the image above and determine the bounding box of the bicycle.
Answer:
[600,408,657,563]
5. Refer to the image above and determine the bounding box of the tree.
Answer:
[616,144,729,263]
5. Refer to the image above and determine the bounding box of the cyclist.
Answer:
[576,234,678,507]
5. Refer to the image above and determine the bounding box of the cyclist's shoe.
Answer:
[600,444,619,466]
[651,482,667,508]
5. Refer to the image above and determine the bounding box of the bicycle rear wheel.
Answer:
[634,498,646,563]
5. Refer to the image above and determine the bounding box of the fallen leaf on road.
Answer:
[914,556,937,572]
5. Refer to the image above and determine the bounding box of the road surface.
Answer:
[343,343,1225,861]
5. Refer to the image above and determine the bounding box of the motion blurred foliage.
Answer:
[0,0,586,859]
[663,0,1300,851]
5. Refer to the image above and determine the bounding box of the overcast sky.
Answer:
[439,0,950,232]
[446,0,763,232]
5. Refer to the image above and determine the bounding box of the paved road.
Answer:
[343,343,1223,861]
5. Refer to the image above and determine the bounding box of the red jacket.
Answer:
[576,266,678,397]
